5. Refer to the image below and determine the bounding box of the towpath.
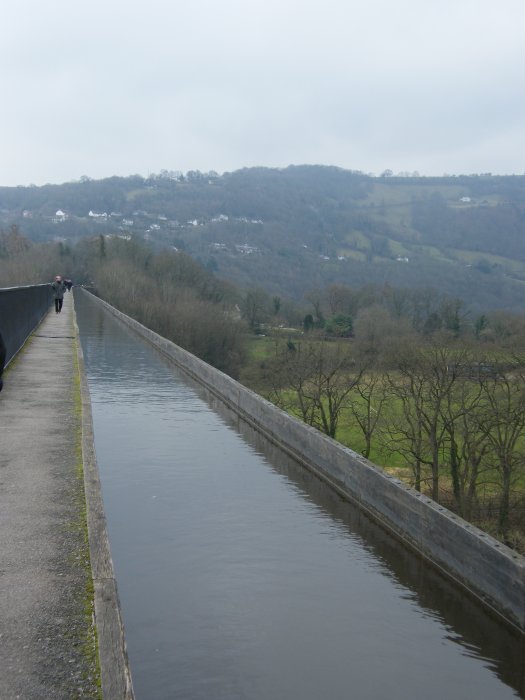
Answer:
[0,292,114,698]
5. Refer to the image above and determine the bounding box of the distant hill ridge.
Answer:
[2,165,525,311]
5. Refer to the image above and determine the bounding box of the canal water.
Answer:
[75,291,525,700]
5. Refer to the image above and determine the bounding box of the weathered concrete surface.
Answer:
[85,289,525,634]
[0,293,133,699]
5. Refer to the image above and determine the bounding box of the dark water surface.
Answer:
[75,292,525,700]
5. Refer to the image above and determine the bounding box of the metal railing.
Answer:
[0,284,53,369]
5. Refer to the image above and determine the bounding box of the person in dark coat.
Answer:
[51,275,67,313]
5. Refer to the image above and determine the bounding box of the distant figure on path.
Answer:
[0,330,5,391]
[51,275,66,313]
[65,279,73,291]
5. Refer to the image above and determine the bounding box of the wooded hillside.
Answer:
[2,166,525,311]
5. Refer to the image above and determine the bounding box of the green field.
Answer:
[240,332,525,553]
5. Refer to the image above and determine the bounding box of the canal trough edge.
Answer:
[73,298,135,699]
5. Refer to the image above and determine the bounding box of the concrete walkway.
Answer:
[0,293,131,699]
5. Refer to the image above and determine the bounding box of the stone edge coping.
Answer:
[72,294,135,699]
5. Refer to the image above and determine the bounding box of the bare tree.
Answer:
[241,288,270,331]
[440,370,490,518]
[475,366,525,535]
[383,337,469,500]
[305,342,364,438]
[348,373,389,458]
[382,365,427,492]
[326,283,360,317]
[265,341,318,425]
[304,288,325,326]
[267,340,365,439]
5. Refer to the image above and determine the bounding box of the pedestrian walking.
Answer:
[51,275,66,313]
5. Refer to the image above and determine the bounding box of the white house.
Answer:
[53,209,68,223]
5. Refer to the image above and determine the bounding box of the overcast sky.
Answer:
[1,0,524,186]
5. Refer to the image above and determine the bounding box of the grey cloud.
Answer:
[1,0,524,184]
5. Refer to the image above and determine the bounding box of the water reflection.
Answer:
[230,405,525,687]
[75,291,524,700]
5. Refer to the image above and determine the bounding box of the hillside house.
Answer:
[53,209,68,223]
